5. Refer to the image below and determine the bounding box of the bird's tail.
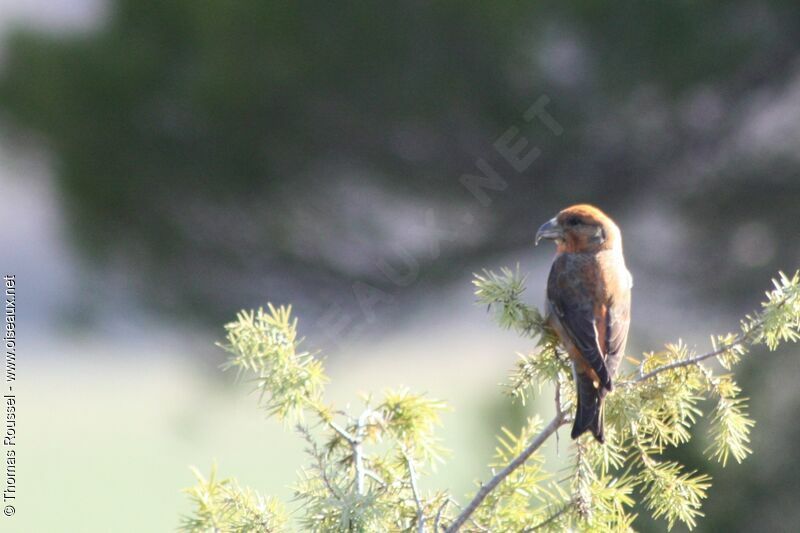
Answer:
[571,374,605,443]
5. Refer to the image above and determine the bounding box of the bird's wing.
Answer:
[603,286,631,380]
[547,258,611,389]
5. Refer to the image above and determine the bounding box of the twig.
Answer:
[326,411,372,495]
[572,441,592,521]
[353,409,373,495]
[635,289,795,384]
[554,380,562,455]
[403,449,426,533]
[328,420,358,444]
[296,424,341,498]
[434,498,452,532]
[445,409,569,532]
[634,334,745,383]
[364,469,387,487]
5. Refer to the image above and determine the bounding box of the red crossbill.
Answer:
[536,204,632,443]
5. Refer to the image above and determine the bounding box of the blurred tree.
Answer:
[2,0,800,318]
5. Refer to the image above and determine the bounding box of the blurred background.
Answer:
[1,1,799,531]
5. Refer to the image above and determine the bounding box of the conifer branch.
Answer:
[445,269,799,532]
[353,409,371,495]
[403,449,426,533]
[444,407,569,532]
[181,270,799,532]
[327,420,358,445]
[635,275,798,383]
[633,336,744,383]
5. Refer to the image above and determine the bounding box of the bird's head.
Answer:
[535,204,622,253]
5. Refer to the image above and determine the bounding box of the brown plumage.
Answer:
[535,204,632,443]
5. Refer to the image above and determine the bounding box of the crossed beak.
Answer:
[535,217,563,245]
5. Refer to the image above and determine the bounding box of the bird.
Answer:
[535,204,632,443]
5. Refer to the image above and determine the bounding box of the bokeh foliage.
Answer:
[2,1,800,312]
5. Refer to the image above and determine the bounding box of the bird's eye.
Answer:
[567,217,581,226]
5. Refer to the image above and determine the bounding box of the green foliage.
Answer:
[181,269,800,531]
[379,388,449,467]
[474,266,568,403]
[471,417,552,531]
[638,459,711,530]
[473,267,540,335]
[747,271,800,350]
[706,396,754,467]
[181,465,288,533]
[185,304,450,532]
[572,441,638,532]
[219,305,327,423]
